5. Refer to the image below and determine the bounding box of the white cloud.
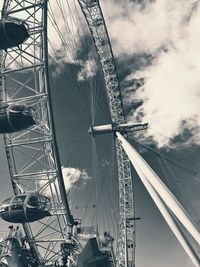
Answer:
[62,167,91,191]
[77,59,97,81]
[126,46,200,147]
[101,0,200,147]
[101,0,199,56]
[62,167,82,192]
[48,1,99,78]
[48,0,82,62]
[38,167,90,197]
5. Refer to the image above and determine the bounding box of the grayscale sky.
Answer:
[101,1,200,266]
[0,1,200,267]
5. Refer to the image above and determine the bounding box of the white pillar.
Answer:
[133,163,200,267]
[116,132,200,245]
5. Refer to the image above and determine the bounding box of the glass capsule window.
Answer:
[27,194,51,211]
[11,195,26,210]
[0,197,12,212]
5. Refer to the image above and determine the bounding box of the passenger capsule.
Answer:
[0,104,36,133]
[0,19,29,49]
[0,193,51,223]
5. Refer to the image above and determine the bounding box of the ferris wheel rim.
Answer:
[0,1,75,265]
[77,1,136,266]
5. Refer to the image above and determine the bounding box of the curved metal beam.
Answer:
[78,1,135,266]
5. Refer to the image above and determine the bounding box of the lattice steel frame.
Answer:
[78,1,135,266]
[0,1,75,266]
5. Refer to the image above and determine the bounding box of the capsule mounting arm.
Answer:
[88,122,148,135]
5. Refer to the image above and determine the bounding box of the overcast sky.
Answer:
[101,0,200,148]
[100,1,200,266]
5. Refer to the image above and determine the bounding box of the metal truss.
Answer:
[78,1,135,266]
[1,1,74,266]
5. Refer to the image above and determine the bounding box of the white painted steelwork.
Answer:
[132,162,200,267]
[116,131,200,266]
[88,122,148,135]
[1,1,74,266]
[78,0,136,266]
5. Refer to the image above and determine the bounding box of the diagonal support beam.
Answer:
[132,163,200,267]
[116,132,200,245]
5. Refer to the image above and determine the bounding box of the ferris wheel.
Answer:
[0,0,147,267]
[0,1,199,267]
